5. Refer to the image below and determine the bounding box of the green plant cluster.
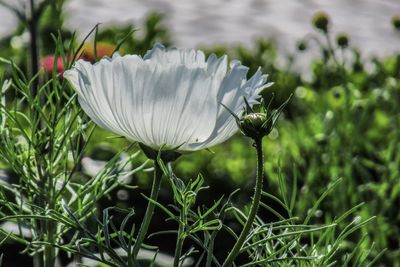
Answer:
[183,16,400,266]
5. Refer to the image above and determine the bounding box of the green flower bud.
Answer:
[336,32,349,48]
[239,113,273,140]
[312,11,330,32]
[392,15,400,31]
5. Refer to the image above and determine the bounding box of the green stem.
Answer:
[32,202,56,267]
[324,33,350,110]
[205,232,216,267]
[29,0,39,95]
[44,220,56,267]
[33,254,44,267]
[222,138,264,267]
[132,161,163,259]
[173,220,184,267]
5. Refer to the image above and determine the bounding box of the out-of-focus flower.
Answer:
[40,42,116,75]
[64,44,271,152]
[296,40,307,52]
[41,55,66,74]
[81,42,116,62]
[312,11,330,32]
[336,32,349,48]
[392,15,400,31]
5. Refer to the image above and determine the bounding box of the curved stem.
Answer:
[222,138,264,267]
[132,161,163,259]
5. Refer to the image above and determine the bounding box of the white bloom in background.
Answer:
[64,44,271,152]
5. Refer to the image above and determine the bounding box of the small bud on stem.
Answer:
[239,113,273,140]
[312,11,330,33]
[392,15,400,31]
[297,40,307,52]
[336,32,349,48]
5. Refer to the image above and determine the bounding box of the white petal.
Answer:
[137,64,219,150]
[144,43,207,68]
[65,55,220,151]
[65,59,129,138]
[206,54,227,75]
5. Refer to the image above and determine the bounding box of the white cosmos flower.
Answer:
[64,44,271,152]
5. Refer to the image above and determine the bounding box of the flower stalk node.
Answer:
[139,143,181,163]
